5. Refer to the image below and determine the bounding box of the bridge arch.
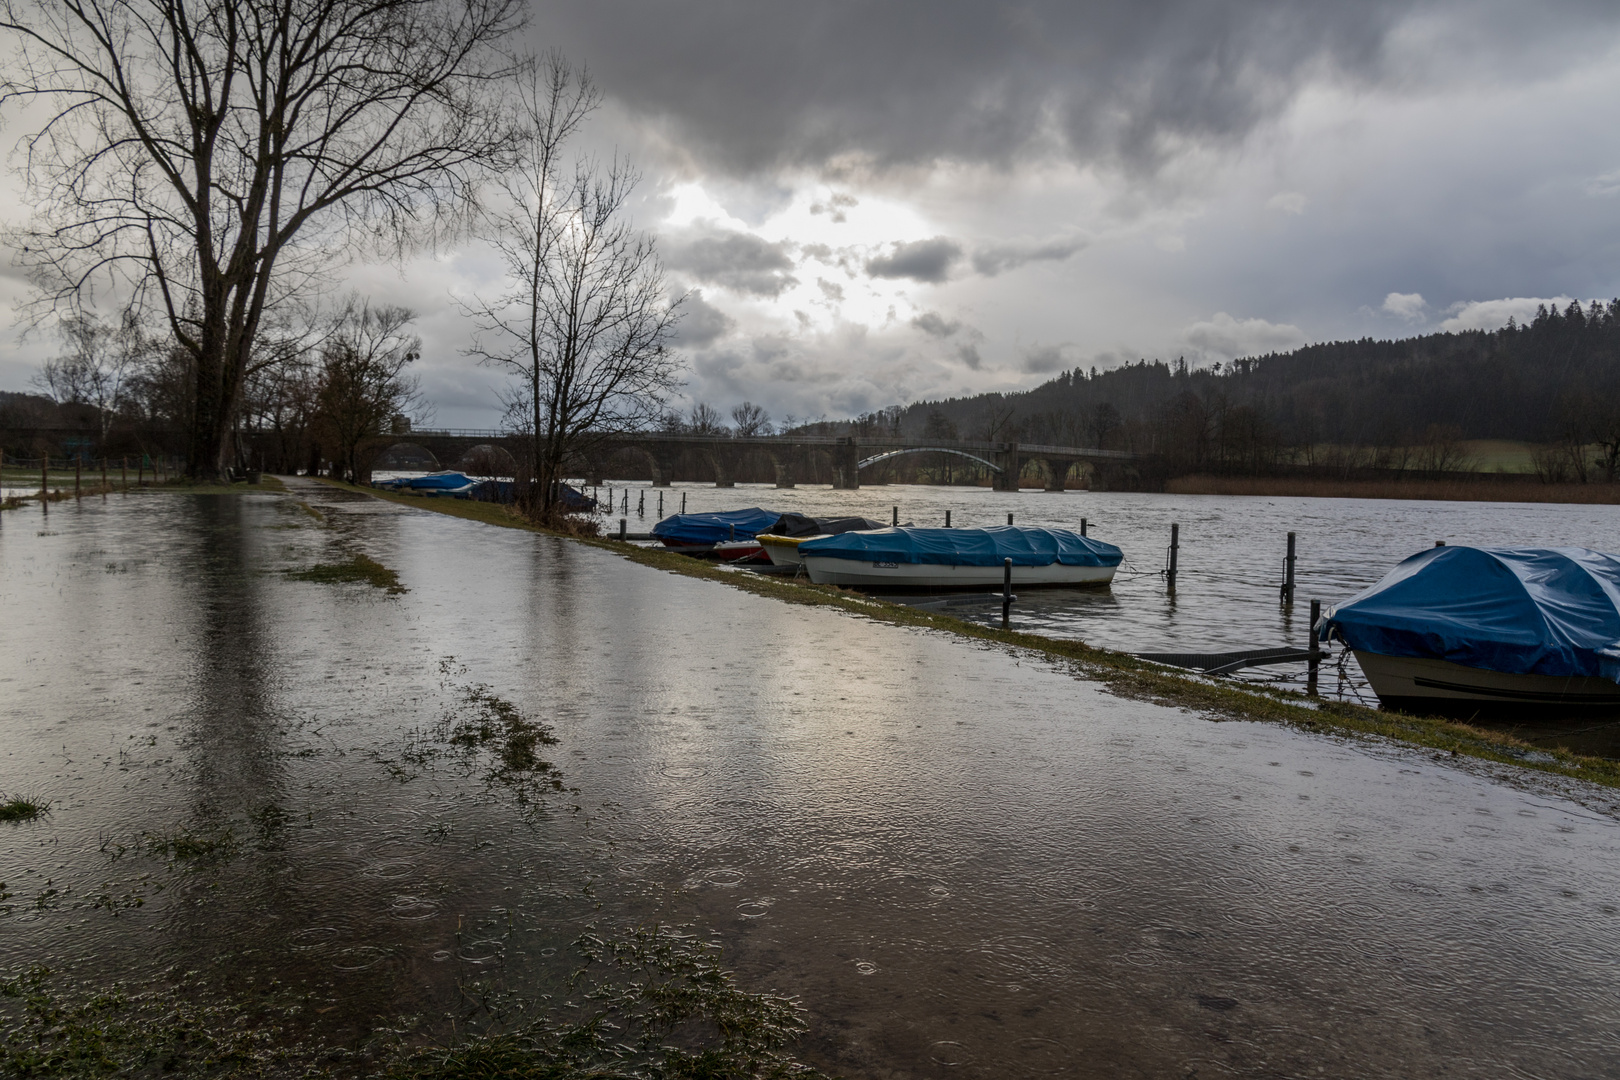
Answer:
[857,446,1003,473]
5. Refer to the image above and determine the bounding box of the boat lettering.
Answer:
[874,561,898,568]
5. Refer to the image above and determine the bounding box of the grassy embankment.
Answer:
[1164,440,1620,503]
[1164,475,1620,503]
[313,477,1620,798]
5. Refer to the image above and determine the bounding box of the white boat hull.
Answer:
[1354,651,1620,708]
[802,556,1116,589]
[759,535,814,566]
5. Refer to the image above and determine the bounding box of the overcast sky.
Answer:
[5,0,1620,428]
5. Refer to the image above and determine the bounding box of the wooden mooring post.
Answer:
[619,518,627,541]
[1281,531,1296,605]
[658,491,663,517]
[1001,558,1013,629]
[1080,517,1087,537]
[1167,523,1180,593]
[1007,512,1014,526]
[892,505,899,527]
[1308,598,1323,696]
[681,492,687,514]
[945,509,951,528]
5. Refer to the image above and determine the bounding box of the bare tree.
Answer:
[1,0,523,478]
[465,54,682,520]
[312,302,423,481]
[730,401,773,437]
[32,311,147,439]
[688,402,728,435]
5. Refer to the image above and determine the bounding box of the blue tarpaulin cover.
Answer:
[798,526,1123,567]
[1320,546,1620,683]
[652,507,782,545]
[375,471,476,493]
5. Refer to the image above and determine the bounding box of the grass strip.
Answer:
[312,478,1620,794]
[287,551,406,594]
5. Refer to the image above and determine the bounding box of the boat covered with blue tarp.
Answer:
[1320,546,1620,709]
[375,471,477,495]
[799,526,1122,588]
[652,507,782,550]
[373,474,594,510]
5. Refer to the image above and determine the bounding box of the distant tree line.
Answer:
[900,300,1620,483]
[4,299,424,479]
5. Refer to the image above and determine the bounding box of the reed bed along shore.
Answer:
[1165,473,1620,504]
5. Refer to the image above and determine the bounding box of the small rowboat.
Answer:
[800,526,1122,590]
[1321,545,1620,713]
[758,515,887,567]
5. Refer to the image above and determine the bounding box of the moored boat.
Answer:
[650,507,782,554]
[799,526,1122,589]
[1320,545,1620,712]
[756,513,887,566]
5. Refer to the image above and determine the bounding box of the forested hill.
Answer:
[898,300,1620,456]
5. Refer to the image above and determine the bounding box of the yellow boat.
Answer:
[756,533,818,567]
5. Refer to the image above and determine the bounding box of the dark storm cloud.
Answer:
[534,1,1620,176]
[669,290,734,347]
[661,228,798,296]
[971,236,1088,276]
[865,237,963,283]
[911,312,962,337]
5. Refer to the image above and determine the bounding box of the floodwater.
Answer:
[4,483,1620,1077]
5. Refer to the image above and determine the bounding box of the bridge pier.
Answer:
[1043,458,1075,492]
[769,450,798,488]
[992,446,1026,491]
[830,439,861,490]
[703,446,735,487]
[643,449,678,487]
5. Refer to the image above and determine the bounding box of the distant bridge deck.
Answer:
[359,430,1137,490]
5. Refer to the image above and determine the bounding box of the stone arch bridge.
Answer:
[351,430,1138,491]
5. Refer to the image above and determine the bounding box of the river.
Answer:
[3,482,1619,1077]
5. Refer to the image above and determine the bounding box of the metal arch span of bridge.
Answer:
[858,446,1003,474]
[347,430,1138,491]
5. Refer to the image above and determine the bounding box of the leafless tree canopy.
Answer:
[464,53,683,519]
[310,301,423,480]
[32,311,148,437]
[1,0,524,477]
[730,401,772,437]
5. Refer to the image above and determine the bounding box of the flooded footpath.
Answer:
[3,481,1620,1077]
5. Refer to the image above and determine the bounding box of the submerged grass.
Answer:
[287,552,406,594]
[317,478,1620,797]
[0,796,48,823]
[1,928,825,1079]
[392,660,567,804]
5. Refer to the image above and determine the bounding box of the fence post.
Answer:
[1167,523,1179,593]
[41,457,48,499]
[1282,531,1296,605]
[122,457,128,492]
[1308,598,1322,696]
[1001,558,1013,629]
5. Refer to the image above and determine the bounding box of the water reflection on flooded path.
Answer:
[2,482,1620,1077]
